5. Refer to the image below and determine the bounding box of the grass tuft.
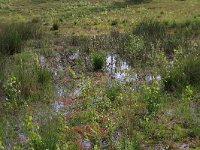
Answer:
[91,51,105,71]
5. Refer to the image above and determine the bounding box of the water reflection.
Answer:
[105,53,161,82]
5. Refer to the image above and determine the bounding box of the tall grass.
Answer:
[2,51,53,106]
[91,51,105,71]
[163,54,200,92]
[0,22,42,55]
[133,19,166,40]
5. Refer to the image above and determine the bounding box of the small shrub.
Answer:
[160,11,164,15]
[0,140,4,150]
[124,34,145,60]
[115,137,140,150]
[24,115,69,149]
[91,51,105,71]
[31,17,41,23]
[19,22,42,40]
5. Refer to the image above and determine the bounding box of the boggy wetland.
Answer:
[0,0,200,149]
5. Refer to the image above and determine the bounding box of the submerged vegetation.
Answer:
[0,0,200,149]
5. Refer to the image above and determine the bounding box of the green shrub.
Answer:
[70,110,99,126]
[18,22,42,40]
[124,34,145,60]
[91,51,105,71]
[3,74,21,105]
[39,117,68,149]
[0,53,6,81]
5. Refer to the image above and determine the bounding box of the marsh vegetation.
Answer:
[0,0,200,149]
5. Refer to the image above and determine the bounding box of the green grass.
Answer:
[1,0,200,35]
[0,22,42,55]
[91,51,105,71]
[2,51,53,107]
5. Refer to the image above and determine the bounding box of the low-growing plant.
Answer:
[115,137,140,150]
[163,66,187,92]
[0,140,4,150]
